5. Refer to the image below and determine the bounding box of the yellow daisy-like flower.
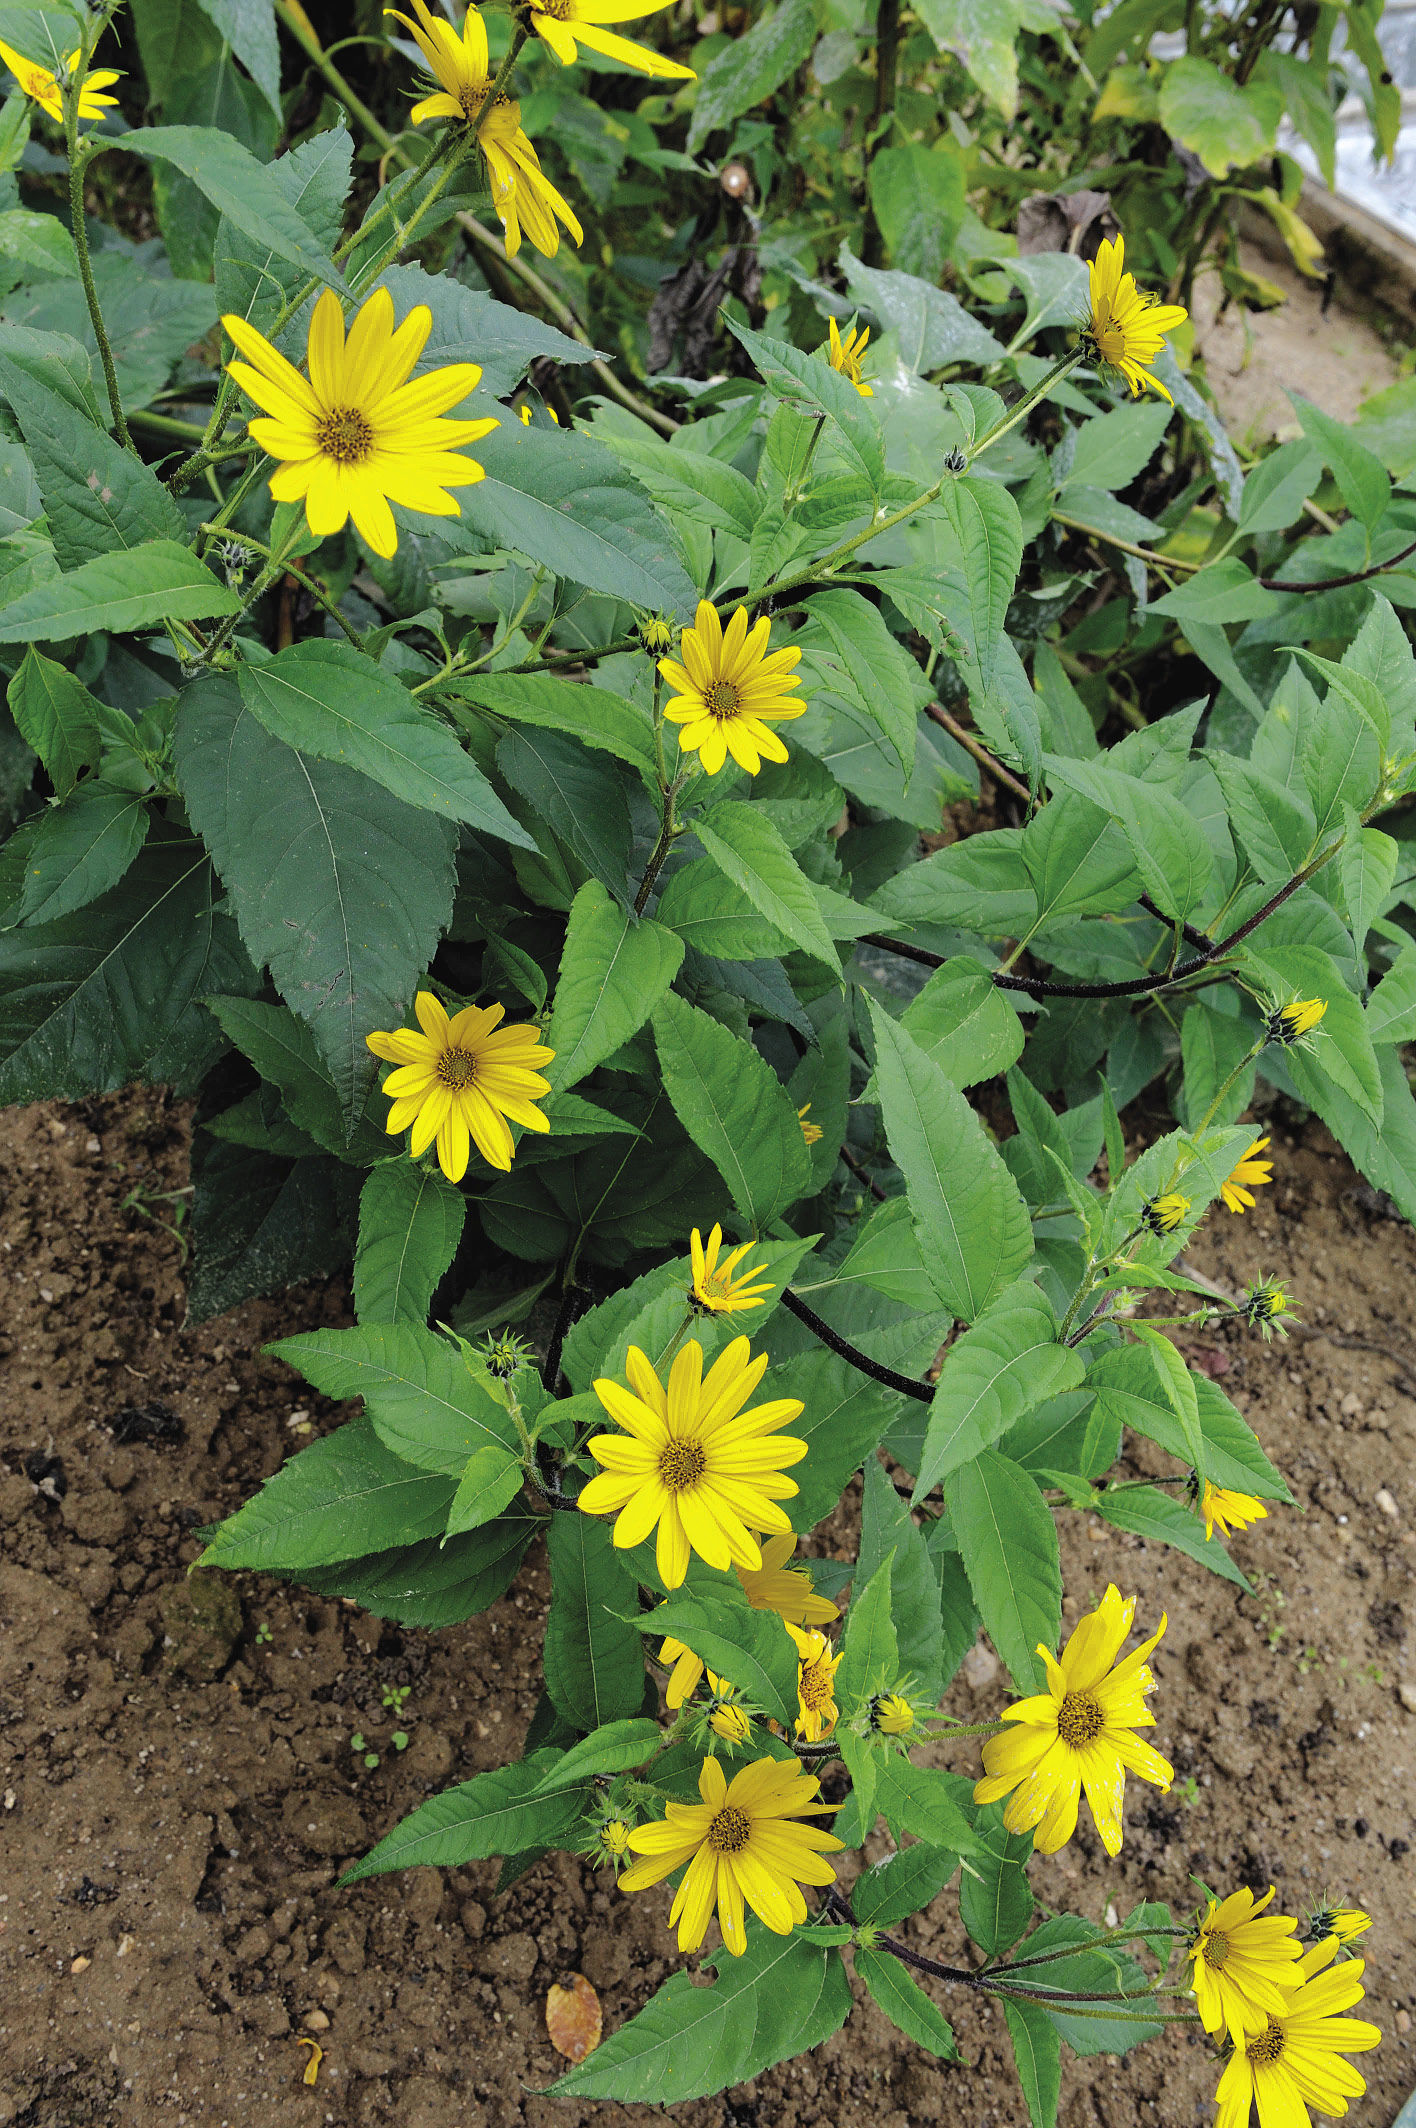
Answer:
[1201,1482,1269,1542]
[706,1674,753,1745]
[526,0,695,78]
[1310,1905,1372,1950]
[1085,233,1189,402]
[1221,1135,1273,1214]
[825,317,872,397]
[797,1103,823,1145]
[365,991,554,1181]
[786,1622,841,1742]
[689,1224,773,1316]
[223,286,498,560]
[973,1583,1172,1857]
[579,1337,807,1589]
[1141,1191,1190,1235]
[1213,1937,1381,2128]
[619,1753,843,1956]
[658,601,805,776]
[1268,996,1328,1045]
[658,1535,839,1708]
[1188,1886,1305,2047]
[870,1691,919,1736]
[0,38,121,124]
[388,0,583,257]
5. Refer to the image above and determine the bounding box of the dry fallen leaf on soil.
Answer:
[546,1972,602,2063]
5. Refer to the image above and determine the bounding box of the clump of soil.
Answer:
[0,1091,1413,2126]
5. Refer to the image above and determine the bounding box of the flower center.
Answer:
[658,1438,707,1493]
[1246,2019,1286,2068]
[706,1805,751,1855]
[799,1662,833,1710]
[316,406,374,465]
[25,66,55,97]
[537,0,574,16]
[1056,1690,1105,1748]
[436,1045,479,1091]
[1201,1929,1231,1971]
[704,680,741,721]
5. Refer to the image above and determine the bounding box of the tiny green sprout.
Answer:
[381,1683,411,1714]
[1178,1775,1201,1808]
[1362,1661,1385,1685]
[254,1621,273,1645]
[391,1730,409,1750]
[1296,1646,1321,1676]
[350,1732,365,1749]
[364,1752,380,1769]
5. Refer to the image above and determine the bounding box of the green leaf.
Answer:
[550,1927,852,2101]
[122,125,343,288]
[1062,402,1172,493]
[187,1139,357,1319]
[1002,1998,1062,2128]
[771,1347,902,1530]
[1020,791,1138,925]
[959,1810,1034,1953]
[1178,1000,1256,1132]
[694,799,839,969]
[835,1554,898,1715]
[0,538,240,641]
[237,641,534,844]
[839,243,1003,369]
[530,1717,663,1791]
[599,427,758,539]
[653,854,793,960]
[1248,942,1382,1128]
[214,126,354,332]
[727,317,885,499]
[1149,558,1280,622]
[1086,1344,1291,1499]
[1043,756,1212,921]
[1293,392,1391,531]
[12,781,149,926]
[206,994,387,1162]
[546,878,684,1093]
[1130,1323,1206,1482]
[636,1590,799,1726]
[199,1414,455,1571]
[1157,55,1281,176]
[912,1283,1084,1499]
[1000,252,1090,343]
[686,0,816,149]
[866,999,1033,1323]
[269,1323,519,1501]
[651,989,812,1225]
[872,1754,981,1853]
[0,363,186,570]
[1094,1484,1250,1590]
[544,1510,646,1733]
[453,670,659,792]
[859,1457,944,1701]
[1236,438,1322,535]
[374,263,596,402]
[933,476,1023,684]
[292,1514,536,1628]
[999,1916,1161,2056]
[1366,946,1416,1044]
[6,648,100,797]
[341,1749,587,1882]
[852,1844,959,1927]
[856,1948,959,2059]
[354,1162,465,1326]
[191,0,282,116]
[498,724,635,906]
[943,1449,1060,1689]
[865,142,967,286]
[800,588,920,779]
[1293,649,1390,754]
[1340,819,1396,957]
[173,673,456,1116]
[1210,752,1315,883]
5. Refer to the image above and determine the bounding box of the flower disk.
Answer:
[580,1336,807,1589]
[619,1753,843,1955]
[1200,1482,1268,1542]
[1212,1938,1380,2128]
[223,286,499,558]
[0,39,121,122]
[974,1583,1172,1856]
[1188,1886,1305,2047]
[1221,1136,1273,1214]
[690,1224,773,1315]
[826,316,873,396]
[659,601,805,776]
[366,990,554,1182]
[528,0,696,78]
[1085,234,1189,402]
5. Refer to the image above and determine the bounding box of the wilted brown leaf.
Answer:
[546,1972,602,2063]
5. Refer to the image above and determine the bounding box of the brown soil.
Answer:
[1,1089,1413,2128]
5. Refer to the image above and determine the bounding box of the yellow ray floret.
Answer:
[222,286,499,559]
[0,38,121,123]
[1188,1886,1305,2048]
[690,1223,773,1315]
[786,1622,841,1742]
[825,316,872,396]
[366,990,554,1181]
[974,1583,1172,1857]
[387,0,582,258]
[797,1103,823,1144]
[659,601,805,776]
[1221,1135,1273,1214]
[1200,1482,1268,1542]
[658,1532,838,1708]
[1085,234,1188,402]
[1212,1937,1380,2128]
[1269,995,1327,1044]
[580,1336,807,1589]
[619,1753,843,1955]
[527,0,695,78]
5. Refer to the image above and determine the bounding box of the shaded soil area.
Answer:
[1,1088,1414,2128]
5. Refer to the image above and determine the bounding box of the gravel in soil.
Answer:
[0,1090,1413,2127]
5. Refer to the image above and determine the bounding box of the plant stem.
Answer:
[779,1288,934,1404]
[1053,512,1203,575]
[198,523,364,647]
[66,139,133,452]
[972,350,1083,453]
[927,703,1031,802]
[633,774,684,915]
[860,0,899,267]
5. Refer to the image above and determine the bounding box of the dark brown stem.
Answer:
[542,1280,586,1395]
[860,0,899,267]
[1259,535,1416,594]
[928,704,1031,804]
[780,1288,934,1403]
[839,1142,888,1202]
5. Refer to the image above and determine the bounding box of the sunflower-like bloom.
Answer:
[0,38,120,123]
[786,1623,841,1742]
[870,1691,919,1736]
[1308,1905,1371,1949]
[223,287,498,559]
[658,1533,838,1707]
[1267,996,1328,1046]
[619,1754,843,1955]
[825,317,872,396]
[1201,1482,1269,1542]
[1141,1191,1190,1235]
[526,0,695,78]
[1188,1887,1305,2047]
[974,1584,1172,1856]
[658,601,805,776]
[706,1674,753,1745]
[690,1224,772,1315]
[1085,234,1188,402]
[1220,1135,1273,1214]
[388,0,583,257]
[1212,1937,1380,2128]
[1242,1276,1298,1340]
[797,1103,823,1145]
[366,991,554,1181]
[579,1337,807,1589]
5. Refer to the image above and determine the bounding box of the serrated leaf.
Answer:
[872,1754,981,1853]
[687,0,817,150]
[531,1717,663,1791]
[0,538,239,641]
[856,1947,958,2058]
[912,1284,1084,1500]
[859,1457,944,1700]
[547,878,684,1093]
[727,316,884,498]
[835,1554,898,1714]
[199,1413,455,1571]
[0,364,186,570]
[124,125,343,288]
[11,781,148,926]
[206,994,387,1161]
[354,1161,466,1326]
[341,1749,586,1882]
[1086,1344,1291,1499]
[651,988,812,1224]
[695,798,839,970]
[268,1322,519,1486]
[1094,1484,1250,1590]
[453,669,659,791]
[852,1844,960,1927]
[544,1511,646,1733]
[943,1449,1060,1689]
[635,1590,799,1726]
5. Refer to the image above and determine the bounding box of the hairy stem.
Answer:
[66,141,133,452]
[779,1288,934,1404]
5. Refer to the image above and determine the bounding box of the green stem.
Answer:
[198,518,306,664]
[66,138,133,452]
[633,774,684,916]
[973,349,1083,451]
[1053,512,1203,576]
[197,522,364,648]
[1000,1924,1192,1973]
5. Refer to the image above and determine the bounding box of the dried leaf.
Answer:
[546,1972,602,2063]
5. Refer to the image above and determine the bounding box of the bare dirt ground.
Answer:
[0,1086,1413,2128]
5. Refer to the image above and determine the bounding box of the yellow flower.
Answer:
[658,601,805,776]
[601,1816,632,1855]
[1212,1937,1380,2128]
[689,1224,773,1315]
[786,1622,841,1742]
[1242,1277,1297,1340]
[366,990,554,1181]
[1309,1903,1372,1950]
[1141,1191,1190,1235]
[619,1753,843,1955]
[526,0,695,78]
[223,286,498,560]
[1085,233,1188,402]
[1268,996,1328,1045]
[1221,1135,1273,1214]
[388,0,582,257]
[1188,1886,1305,2047]
[797,1103,823,1145]
[579,1337,807,1589]
[660,1635,705,1709]
[0,39,120,124]
[1200,1483,1269,1542]
[870,1692,918,1736]
[657,1535,838,1707]
[825,317,872,397]
[973,1583,1172,1856]
[706,1674,753,1745]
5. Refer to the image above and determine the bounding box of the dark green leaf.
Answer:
[0,364,186,570]
[0,539,240,641]
[544,1511,646,1732]
[651,988,812,1224]
[268,1321,520,1483]
[199,1414,455,1571]
[354,1161,466,1326]
[341,1749,586,1881]
[943,1449,1060,1690]
[547,878,684,1093]
[122,125,343,287]
[856,1947,959,2058]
